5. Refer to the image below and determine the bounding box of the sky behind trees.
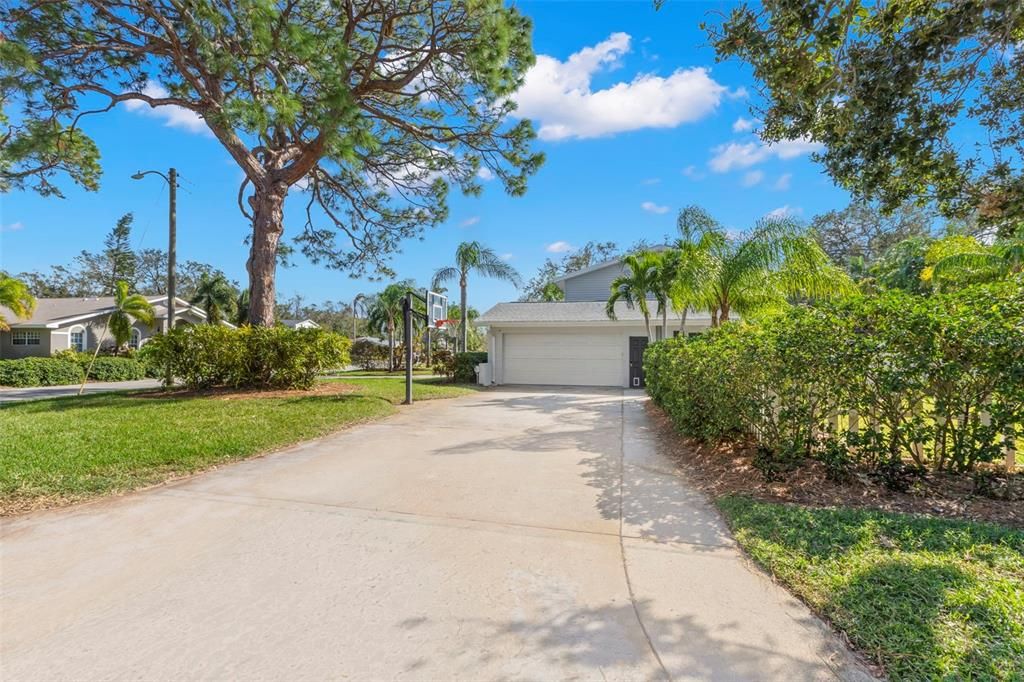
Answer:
[1,1,875,309]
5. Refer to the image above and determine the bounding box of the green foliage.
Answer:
[719,497,1024,681]
[705,0,1024,229]
[645,278,1024,474]
[190,273,238,325]
[104,213,136,294]
[141,325,351,390]
[350,338,390,371]
[453,351,487,383]
[0,274,36,330]
[0,358,84,387]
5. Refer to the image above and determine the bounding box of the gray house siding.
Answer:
[0,329,53,359]
[561,261,659,303]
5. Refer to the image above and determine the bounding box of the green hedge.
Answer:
[141,325,351,390]
[645,278,1024,476]
[53,351,148,382]
[432,351,487,383]
[350,338,390,370]
[0,358,85,387]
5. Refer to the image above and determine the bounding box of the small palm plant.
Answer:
[234,289,250,326]
[365,283,410,371]
[190,273,237,325]
[0,274,36,330]
[432,241,521,352]
[80,281,155,394]
[606,251,664,340]
[931,235,1024,290]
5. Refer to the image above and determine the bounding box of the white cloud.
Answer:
[682,165,706,180]
[514,33,731,141]
[766,205,803,219]
[641,201,669,214]
[546,240,575,253]
[122,81,209,134]
[460,216,480,228]
[499,252,514,261]
[741,170,764,187]
[773,173,792,191]
[708,135,823,173]
[732,116,756,133]
[476,167,495,181]
[1,221,24,232]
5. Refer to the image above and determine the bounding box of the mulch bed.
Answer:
[646,403,1024,529]
[130,381,360,401]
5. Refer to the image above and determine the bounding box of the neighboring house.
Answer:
[477,257,712,388]
[0,296,222,359]
[280,318,321,329]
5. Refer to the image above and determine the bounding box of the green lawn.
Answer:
[330,368,435,376]
[0,378,476,514]
[718,496,1024,681]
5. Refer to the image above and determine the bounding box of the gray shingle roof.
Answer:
[0,296,202,327]
[476,301,712,325]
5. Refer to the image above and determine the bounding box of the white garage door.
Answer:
[503,332,623,387]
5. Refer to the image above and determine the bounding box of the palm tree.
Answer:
[365,283,410,371]
[671,207,725,333]
[432,241,521,352]
[80,281,154,394]
[931,236,1024,289]
[234,289,250,326]
[606,251,664,340]
[0,274,36,331]
[703,217,852,325]
[190,273,236,325]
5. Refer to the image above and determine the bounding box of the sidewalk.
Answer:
[0,379,161,403]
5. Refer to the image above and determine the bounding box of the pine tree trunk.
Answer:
[247,184,287,327]
[460,276,468,354]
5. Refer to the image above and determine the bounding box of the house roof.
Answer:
[0,296,208,328]
[476,301,712,326]
[280,318,321,328]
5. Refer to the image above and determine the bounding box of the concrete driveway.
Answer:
[1,388,871,681]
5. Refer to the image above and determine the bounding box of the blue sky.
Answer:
[0,1,852,312]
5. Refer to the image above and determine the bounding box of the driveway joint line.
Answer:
[617,393,672,682]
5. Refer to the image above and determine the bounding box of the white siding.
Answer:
[503,331,625,386]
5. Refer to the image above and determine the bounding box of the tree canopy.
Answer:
[1,0,544,324]
[705,0,1024,232]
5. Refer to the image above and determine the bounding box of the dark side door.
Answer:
[628,336,648,388]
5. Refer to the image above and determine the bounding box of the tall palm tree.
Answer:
[703,217,852,325]
[0,274,36,331]
[365,283,410,371]
[606,251,664,340]
[671,206,725,333]
[80,281,154,394]
[432,241,521,352]
[190,273,236,325]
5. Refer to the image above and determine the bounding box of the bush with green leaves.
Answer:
[142,325,351,390]
[645,277,1024,475]
[453,351,487,383]
[54,350,147,382]
[350,339,390,370]
[0,357,85,387]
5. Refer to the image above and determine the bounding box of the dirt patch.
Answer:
[130,381,361,401]
[646,402,1024,528]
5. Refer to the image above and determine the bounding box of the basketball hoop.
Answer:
[434,318,455,330]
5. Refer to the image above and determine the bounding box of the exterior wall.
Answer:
[0,329,53,359]
[561,262,659,303]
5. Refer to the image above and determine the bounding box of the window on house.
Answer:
[129,328,142,351]
[12,330,41,346]
[70,327,85,352]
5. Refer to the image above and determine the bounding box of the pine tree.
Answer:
[103,213,136,295]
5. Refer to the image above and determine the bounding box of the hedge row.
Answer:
[140,325,351,390]
[53,351,148,382]
[644,278,1024,478]
[433,351,487,383]
[0,357,84,387]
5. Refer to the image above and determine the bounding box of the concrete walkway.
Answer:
[0,388,872,681]
[0,378,161,403]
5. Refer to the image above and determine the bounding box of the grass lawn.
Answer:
[0,378,477,514]
[717,496,1024,681]
[330,368,435,376]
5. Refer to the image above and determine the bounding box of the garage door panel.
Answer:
[503,332,623,387]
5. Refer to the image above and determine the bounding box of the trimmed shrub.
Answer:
[644,278,1024,475]
[453,351,487,383]
[0,357,85,387]
[142,325,351,390]
[351,339,390,370]
[53,350,148,382]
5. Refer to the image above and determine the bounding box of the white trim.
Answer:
[128,327,142,350]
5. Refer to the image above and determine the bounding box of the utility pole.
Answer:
[131,167,178,387]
